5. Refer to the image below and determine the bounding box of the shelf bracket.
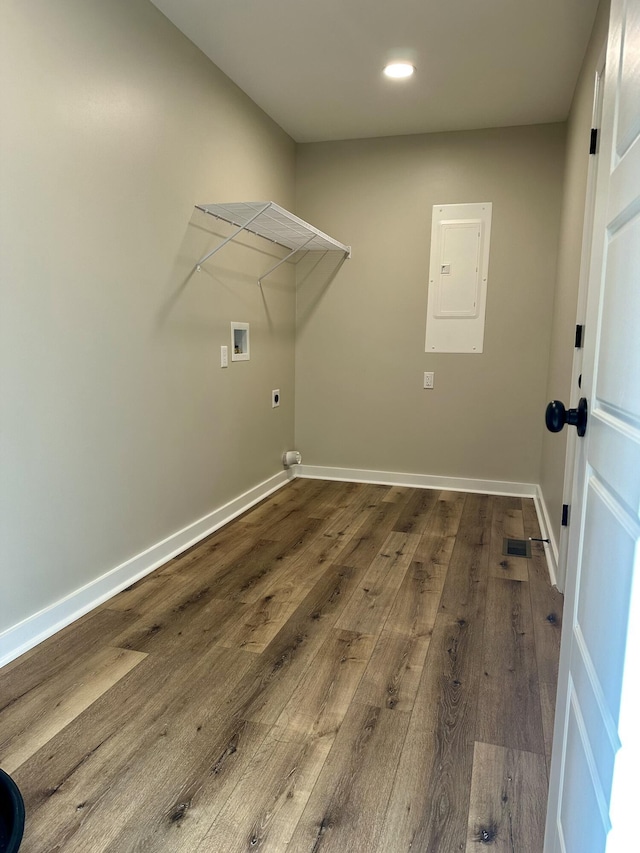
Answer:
[195,202,272,271]
[257,236,315,285]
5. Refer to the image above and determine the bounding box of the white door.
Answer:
[557,51,605,593]
[544,0,640,850]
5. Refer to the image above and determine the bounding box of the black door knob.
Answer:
[545,398,588,437]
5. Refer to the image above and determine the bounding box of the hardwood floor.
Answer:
[0,479,563,852]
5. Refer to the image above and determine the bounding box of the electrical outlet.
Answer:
[272,389,280,408]
[423,371,434,389]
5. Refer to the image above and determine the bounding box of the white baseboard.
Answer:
[0,470,292,669]
[294,464,558,585]
[534,485,560,589]
[293,464,537,498]
[0,464,558,669]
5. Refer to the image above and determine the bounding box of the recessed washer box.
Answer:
[425,202,492,353]
[231,322,250,361]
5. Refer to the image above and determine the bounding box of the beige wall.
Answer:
[295,125,566,484]
[0,0,296,634]
[0,0,605,644]
[540,0,610,549]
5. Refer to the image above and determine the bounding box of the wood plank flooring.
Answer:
[0,479,562,852]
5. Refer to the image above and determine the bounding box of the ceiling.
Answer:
[149,0,600,144]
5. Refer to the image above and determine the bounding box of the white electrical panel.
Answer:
[425,202,492,353]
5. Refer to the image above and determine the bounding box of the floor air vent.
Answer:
[502,538,532,559]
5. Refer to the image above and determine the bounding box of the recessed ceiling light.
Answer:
[384,62,415,79]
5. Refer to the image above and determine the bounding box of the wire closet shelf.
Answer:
[194,201,351,284]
